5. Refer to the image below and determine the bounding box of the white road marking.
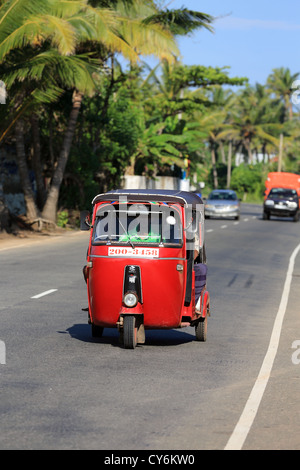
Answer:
[243,218,249,221]
[206,229,214,233]
[31,289,58,299]
[224,242,300,450]
[234,222,239,225]
[221,225,228,229]
[0,243,29,252]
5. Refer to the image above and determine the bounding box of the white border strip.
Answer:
[31,289,58,299]
[224,242,300,450]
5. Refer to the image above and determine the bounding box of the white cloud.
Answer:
[215,16,300,31]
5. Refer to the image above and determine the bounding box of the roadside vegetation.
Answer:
[0,0,299,230]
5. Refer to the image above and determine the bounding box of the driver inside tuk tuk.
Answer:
[186,215,207,314]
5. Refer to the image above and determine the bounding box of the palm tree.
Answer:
[0,0,185,224]
[0,0,103,223]
[192,109,228,188]
[219,85,280,165]
[267,67,299,121]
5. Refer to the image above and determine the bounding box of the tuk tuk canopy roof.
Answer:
[92,189,203,207]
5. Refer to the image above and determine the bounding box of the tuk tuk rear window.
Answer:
[92,202,183,247]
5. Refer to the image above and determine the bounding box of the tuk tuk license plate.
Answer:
[108,247,159,258]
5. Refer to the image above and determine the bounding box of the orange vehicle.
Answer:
[263,172,300,221]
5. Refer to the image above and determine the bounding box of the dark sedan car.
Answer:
[204,189,240,220]
[263,187,299,221]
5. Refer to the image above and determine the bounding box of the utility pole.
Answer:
[278,133,283,172]
[227,140,232,188]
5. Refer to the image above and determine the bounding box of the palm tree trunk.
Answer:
[31,114,46,210]
[220,142,226,164]
[245,137,253,164]
[42,90,83,223]
[211,144,218,189]
[15,119,40,222]
[0,180,10,232]
[49,111,55,169]
[226,140,232,188]
[278,133,283,172]
[125,155,135,175]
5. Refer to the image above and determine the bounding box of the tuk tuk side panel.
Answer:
[87,257,124,328]
[139,258,186,329]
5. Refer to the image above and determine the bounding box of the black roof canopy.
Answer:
[92,189,203,207]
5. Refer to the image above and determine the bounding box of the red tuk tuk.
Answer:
[81,190,210,348]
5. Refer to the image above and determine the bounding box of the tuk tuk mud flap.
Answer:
[190,290,210,326]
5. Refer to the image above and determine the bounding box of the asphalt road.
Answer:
[0,204,300,450]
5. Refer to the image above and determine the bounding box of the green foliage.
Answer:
[208,163,228,189]
[142,8,214,35]
[1,0,300,222]
[96,86,144,183]
[57,210,68,228]
[230,164,266,200]
[60,81,145,206]
[170,65,248,90]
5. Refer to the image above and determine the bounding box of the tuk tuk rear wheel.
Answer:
[195,317,207,342]
[123,315,137,349]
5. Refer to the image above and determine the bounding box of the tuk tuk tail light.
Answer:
[124,292,138,308]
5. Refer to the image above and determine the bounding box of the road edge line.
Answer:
[224,242,300,450]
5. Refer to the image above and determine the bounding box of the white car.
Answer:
[204,190,240,220]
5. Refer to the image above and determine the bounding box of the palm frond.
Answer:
[2,49,100,95]
[38,14,77,55]
[0,0,49,39]
[0,14,77,61]
[68,15,97,41]
[119,17,179,61]
[84,4,140,62]
[51,0,88,18]
[142,8,214,36]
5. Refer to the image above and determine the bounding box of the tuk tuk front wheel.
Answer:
[195,317,207,342]
[123,315,137,349]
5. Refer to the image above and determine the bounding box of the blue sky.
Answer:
[160,0,300,85]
